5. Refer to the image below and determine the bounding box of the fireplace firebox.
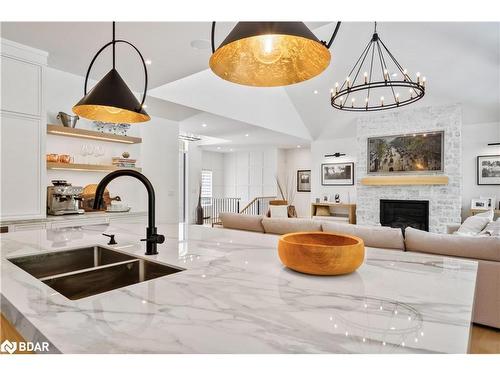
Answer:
[380,199,429,232]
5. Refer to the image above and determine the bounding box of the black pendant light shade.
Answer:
[73,69,149,123]
[209,22,341,87]
[73,22,150,123]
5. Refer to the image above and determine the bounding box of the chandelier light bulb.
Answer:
[422,76,426,87]
[403,68,408,81]
[380,96,384,106]
[335,82,339,93]
[364,71,368,84]
[351,97,355,107]
[383,69,388,81]
[346,76,351,88]
[395,92,400,104]
[416,72,421,84]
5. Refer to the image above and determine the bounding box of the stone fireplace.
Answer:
[355,105,462,233]
[380,199,429,232]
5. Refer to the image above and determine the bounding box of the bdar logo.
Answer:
[1,340,17,354]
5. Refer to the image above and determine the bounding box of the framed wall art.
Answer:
[477,155,500,185]
[296,170,311,192]
[321,162,354,186]
[367,131,444,174]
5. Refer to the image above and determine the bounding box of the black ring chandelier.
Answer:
[331,22,425,112]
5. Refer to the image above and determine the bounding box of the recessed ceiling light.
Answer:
[297,145,301,148]
[145,59,152,65]
[313,90,318,94]
[229,148,233,151]
[217,146,221,150]
[202,123,207,127]
[245,134,249,137]
[190,39,211,50]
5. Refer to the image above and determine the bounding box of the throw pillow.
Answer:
[474,209,494,221]
[315,206,331,216]
[481,220,500,237]
[456,215,491,236]
[270,205,288,218]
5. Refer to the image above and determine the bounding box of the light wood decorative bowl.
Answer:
[278,232,365,276]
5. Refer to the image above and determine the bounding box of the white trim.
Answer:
[1,38,48,65]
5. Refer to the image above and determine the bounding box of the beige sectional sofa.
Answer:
[219,212,500,329]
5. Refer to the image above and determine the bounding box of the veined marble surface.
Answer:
[0,221,477,354]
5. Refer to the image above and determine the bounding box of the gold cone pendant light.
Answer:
[73,22,150,123]
[209,22,341,87]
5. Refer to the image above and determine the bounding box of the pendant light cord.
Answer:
[112,21,116,69]
[325,22,341,49]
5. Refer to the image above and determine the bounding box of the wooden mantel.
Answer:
[361,175,449,186]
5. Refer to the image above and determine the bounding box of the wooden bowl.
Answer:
[278,232,365,276]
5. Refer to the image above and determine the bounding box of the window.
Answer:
[201,170,212,205]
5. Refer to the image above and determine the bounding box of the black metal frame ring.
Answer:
[83,39,149,109]
[210,21,341,53]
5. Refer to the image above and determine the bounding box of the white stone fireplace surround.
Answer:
[356,105,462,233]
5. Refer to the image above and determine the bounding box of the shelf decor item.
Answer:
[368,131,444,174]
[321,162,354,186]
[73,22,150,123]
[331,22,425,112]
[477,155,500,185]
[278,232,365,275]
[209,22,341,87]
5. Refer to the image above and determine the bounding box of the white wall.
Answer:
[311,137,357,205]
[462,122,500,217]
[223,148,277,206]
[201,151,224,197]
[277,148,312,218]
[45,67,179,223]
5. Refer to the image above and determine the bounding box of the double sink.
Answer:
[8,247,184,300]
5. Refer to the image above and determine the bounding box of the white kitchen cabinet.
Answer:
[0,113,44,219]
[1,39,48,221]
[1,56,41,116]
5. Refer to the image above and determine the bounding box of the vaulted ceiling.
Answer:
[2,21,499,143]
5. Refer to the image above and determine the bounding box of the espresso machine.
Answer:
[47,180,85,216]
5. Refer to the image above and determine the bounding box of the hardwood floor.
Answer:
[470,324,500,354]
[0,313,32,354]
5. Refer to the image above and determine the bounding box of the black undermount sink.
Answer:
[8,247,184,300]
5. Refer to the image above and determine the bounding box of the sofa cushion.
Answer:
[405,227,500,262]
[262,218,321,235]
[219,212,265,233]
[321,222,405,250]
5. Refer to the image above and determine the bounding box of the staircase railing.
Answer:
[239,196,276,216]
[202,197,240,226]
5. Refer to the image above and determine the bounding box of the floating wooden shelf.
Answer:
[361,175,449,186]
[47,124,142,144]
[47,162,142,173]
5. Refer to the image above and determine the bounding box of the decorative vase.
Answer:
[196,196,204,225]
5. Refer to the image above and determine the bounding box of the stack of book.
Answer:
[112,157,137,168]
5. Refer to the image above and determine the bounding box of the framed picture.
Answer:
[477,155,500,185]
[480,196,496,209]
[321,162,354,186]
[367,131,444,174]
[296,170,311,192]
[471,198,490,209]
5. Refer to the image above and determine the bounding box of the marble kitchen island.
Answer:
[0,222,477,354]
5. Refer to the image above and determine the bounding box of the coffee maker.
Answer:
[47,180,85,215]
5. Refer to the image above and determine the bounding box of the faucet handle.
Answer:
[103,233,117,245]
[140,234,165,244]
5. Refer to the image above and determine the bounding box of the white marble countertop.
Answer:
[1,211,147,226]
[0,221,477,353]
